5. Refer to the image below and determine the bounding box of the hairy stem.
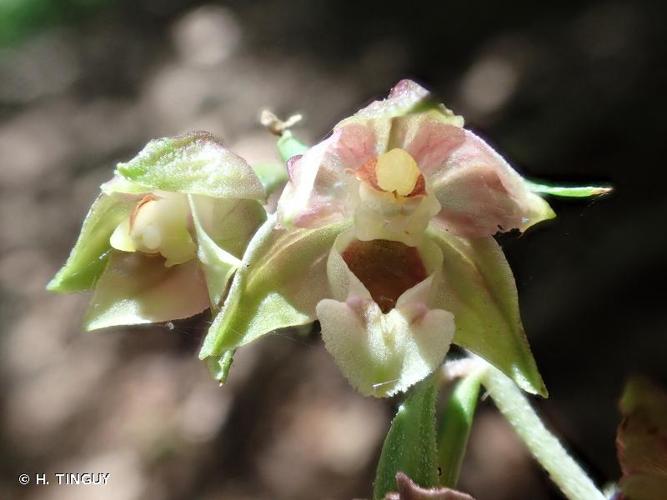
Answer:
[481,363,606,500]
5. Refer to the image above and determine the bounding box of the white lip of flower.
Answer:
[316,229,454,397]
[353,148,441,246]
[110,191,196,267]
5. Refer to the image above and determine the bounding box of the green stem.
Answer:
[276,130,309,162]
[481,363,606,500]
[437,369,483,487]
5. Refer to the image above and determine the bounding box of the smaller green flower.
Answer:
[48,131,267,330]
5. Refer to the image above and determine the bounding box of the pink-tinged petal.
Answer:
[336,123,378,170]
[430,130,555,237]
[84,252,209,330]
[336,82,463,154]
[403,118,466,171]
[277,130,363,228]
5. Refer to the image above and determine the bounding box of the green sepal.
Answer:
[188,196,242,307]
[428,226,547,397]
[84,253,209,331]
[47,193,134,293]
[207,350,235,384]
[199,214,348,360]
[116,131,265,200]
[276,131,309,162]
[525,179,613,198]
[373,376,439,500]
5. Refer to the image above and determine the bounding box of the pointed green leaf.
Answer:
[438,371,483,487]
[199,214,348,359]
[84,252,209,330]
[117,131,265,200]
[428,226,547,397]
[525,179,612,198]
[373,376,439,500]
[47,193,135,293]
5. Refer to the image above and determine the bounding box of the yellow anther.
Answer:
[375,148,421,196]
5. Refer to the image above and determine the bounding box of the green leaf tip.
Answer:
[525,179,613,198]
[207,350,235,385]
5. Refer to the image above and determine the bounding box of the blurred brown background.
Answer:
[1,1,666,499]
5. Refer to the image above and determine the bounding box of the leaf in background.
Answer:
[429,226,547,397]
[47,193,134,293]
[373,376,439,500]
[525,179,613,198]
[117,131,265,200]
[617,377,667,500]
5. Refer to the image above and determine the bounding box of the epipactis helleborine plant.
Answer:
[48,132,267,330]
[200,80,556,397]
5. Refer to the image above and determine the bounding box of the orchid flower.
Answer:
[48,131,267,330]
[200,80,561,397]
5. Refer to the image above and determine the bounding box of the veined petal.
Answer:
[428,224,547,396]
[277,134,359,228]
[116,131,265,200]
[319,231,454,397]
[430,130,555,237]
[199,214,348,359]
[47,192,136,293]
[84,252,209,331]
[394,111,466,170]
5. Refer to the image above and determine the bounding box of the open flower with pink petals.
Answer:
[201,80,555,397]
